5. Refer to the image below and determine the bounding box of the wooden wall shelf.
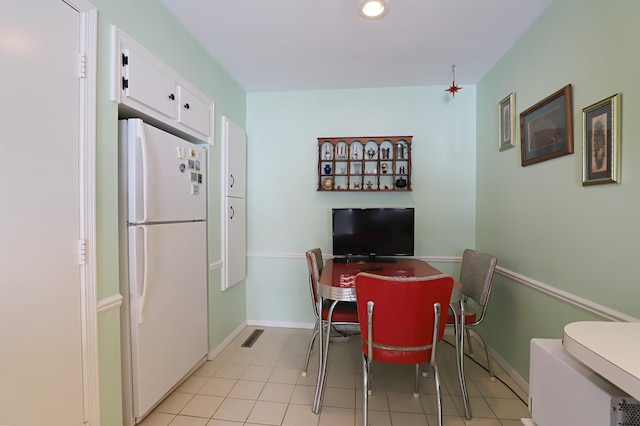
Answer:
[317,136,412,192]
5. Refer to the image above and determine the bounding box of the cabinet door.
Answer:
[178,85,211,138]
[224,197,246,289]
[123,47,177,120]
[223,116,247,198]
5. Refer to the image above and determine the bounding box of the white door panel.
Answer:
[124,48,177,120]
[223,116,247,198]
[178,85,211,137]
[128,222,208,419]
[225,197,247,288]
[0,1,85,424]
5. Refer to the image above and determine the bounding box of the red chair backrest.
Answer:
[355,272,454,364]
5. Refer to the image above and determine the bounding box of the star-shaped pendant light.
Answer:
[445,65,462,97]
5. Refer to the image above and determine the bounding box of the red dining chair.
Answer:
[355,272,453,426]
[301,248,359,378]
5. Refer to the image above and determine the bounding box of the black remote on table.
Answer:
[359,266,384,271]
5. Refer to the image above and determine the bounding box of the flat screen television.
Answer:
[332,207,415,262]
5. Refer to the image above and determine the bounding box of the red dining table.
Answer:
[312,258,470,418]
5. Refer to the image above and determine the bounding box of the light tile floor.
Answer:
[139,326,530,426]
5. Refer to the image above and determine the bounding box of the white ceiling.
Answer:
[159,0,555,93]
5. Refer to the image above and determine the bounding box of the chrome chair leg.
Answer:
[424,304,471,418]
[471,329,495,381]
[362,353,369,426]
[466,327,475,355]
[312,299,338,413]
[413,364,420,398]
[457,302,472,419]
[433,363,443,426]
[312,308,326,413]
[301,321,320,377]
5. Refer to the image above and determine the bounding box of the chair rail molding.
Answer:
[247,252,636,323]
[496,265,637,323]
[97,294,123,314]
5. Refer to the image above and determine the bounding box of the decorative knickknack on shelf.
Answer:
[317,136,412,191]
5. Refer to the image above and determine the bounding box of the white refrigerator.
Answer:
[119,119,208,424]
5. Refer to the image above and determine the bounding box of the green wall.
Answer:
[89,1,247,423]
[245,86,477,323]
[476,0,640,380]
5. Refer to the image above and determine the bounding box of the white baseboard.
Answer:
[488,340,529,394]
[247,319,315,329]
[444,328,529,396]
[207,321,247,360]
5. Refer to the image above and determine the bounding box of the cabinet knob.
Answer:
[230,174,234,188]
[168,93,175,100]
[183,103,190,109]
[230,206,235,219]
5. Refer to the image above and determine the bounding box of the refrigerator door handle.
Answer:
[135,120,150,224]
[138,225,149,324]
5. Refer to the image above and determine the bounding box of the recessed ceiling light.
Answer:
[358,0,389,19]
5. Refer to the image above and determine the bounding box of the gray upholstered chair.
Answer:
[449,249,498,378]
[300,248,359,378]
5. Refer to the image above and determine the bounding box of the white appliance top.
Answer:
[563,321,640,402]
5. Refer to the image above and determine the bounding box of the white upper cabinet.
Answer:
[178,85,211,138]
[123,47,177,121]
[112,26,214,144]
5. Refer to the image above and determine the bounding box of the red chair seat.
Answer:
[447,303,477,325]
[321,300,359,323]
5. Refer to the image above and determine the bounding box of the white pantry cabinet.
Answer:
[112,26,214,144]
[221,116,247,290]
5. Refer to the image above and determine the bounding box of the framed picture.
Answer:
[520,84,573,166]
[499,93,515,151]
[582,93,621,185]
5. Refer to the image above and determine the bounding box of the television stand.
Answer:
[332,255,397,264]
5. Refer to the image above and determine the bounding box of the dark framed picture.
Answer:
[499,93,515,151]
[520,84,573,166]
[582,94,621,185]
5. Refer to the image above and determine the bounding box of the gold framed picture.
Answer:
[582,93,621,185]
[499,92,515,151]
[520,85,573,166]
